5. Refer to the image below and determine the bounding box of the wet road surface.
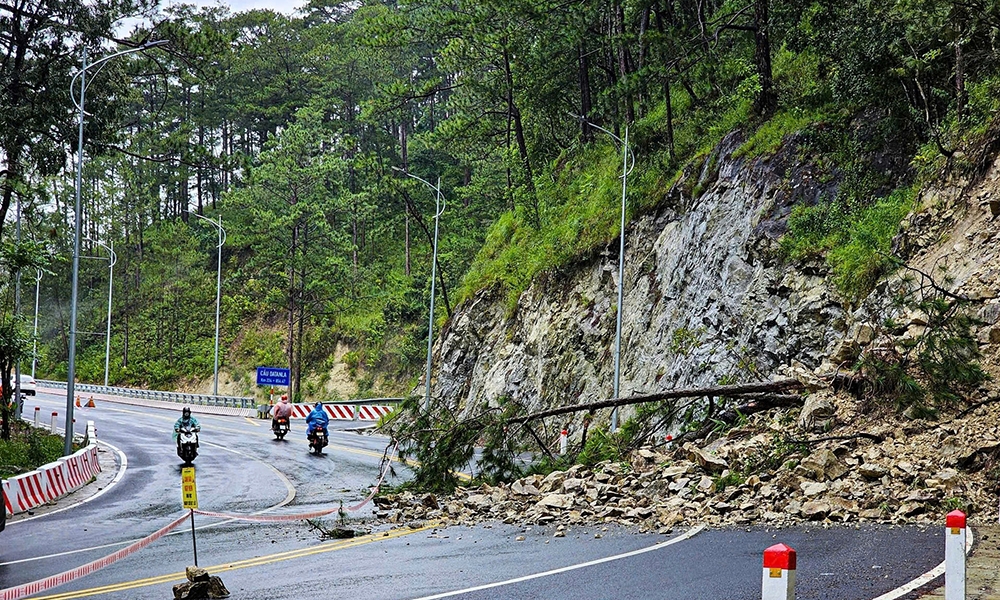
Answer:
[1,390,945,600]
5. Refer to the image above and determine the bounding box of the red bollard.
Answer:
[762,543,796,600]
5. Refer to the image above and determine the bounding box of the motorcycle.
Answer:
[177,426,200,464]
[272,416,290,440]
[307,428,328,454]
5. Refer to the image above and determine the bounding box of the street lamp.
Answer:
[32,270,42,379]
[392,166,445,413]
[84,237,116,387]
[66,40,167,455]
[191,212,226,397]
[574,116,635,432]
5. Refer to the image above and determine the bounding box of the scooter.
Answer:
[272,416,290,440]
[307,428,328,454]
[177,426,199,464]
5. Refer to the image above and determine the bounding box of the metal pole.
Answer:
[65,40,166,455]
[32,270,41,379]
[611,126,629,432]
[193,212,225,397]
[14,191,22,419]
[391,167,445,413]
[571,117,633,433]
[66,47,87,455]
[425,178,442,413]
[103,240,116,387]
[212,216,222,396]
[190,509,198,566]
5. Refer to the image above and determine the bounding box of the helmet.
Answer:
[281,394,288,401]
[182,406,191,418]
[314,402,322,409]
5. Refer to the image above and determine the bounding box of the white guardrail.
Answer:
[38,380,255,409]
[36,379,403,421]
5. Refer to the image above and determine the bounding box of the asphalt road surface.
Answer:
[1,389,945,600]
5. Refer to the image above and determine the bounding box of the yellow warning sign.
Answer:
[181,466,198,509]
[768,567,783,578]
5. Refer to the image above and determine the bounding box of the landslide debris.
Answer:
[375,388,1000,530]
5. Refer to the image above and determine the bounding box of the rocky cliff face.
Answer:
[432,131,1000,432]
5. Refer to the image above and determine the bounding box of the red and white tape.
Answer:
[0,512,189,600]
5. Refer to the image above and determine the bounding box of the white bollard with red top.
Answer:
[762,543,796,600]
[945,510,966,600]
[50,411,57,431]
[559,429,568,455]
[34,406,40,427]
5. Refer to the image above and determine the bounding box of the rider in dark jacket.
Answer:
[173,406,201,441]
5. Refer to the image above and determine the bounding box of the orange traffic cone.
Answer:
[74,396,81,408]
[86,397,96,408]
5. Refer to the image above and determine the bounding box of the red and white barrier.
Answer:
[946,510,966,600]
[762,543,796,600]
[49,411,57,431]
[356,405,393,421]
[33,406,39,427]
[4,421,102,516]
[288,403,394,421]
[559,429,568,455]
[2,480,13,516]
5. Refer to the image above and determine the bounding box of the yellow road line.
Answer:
[30,523,439,600]
[243,417,260,427]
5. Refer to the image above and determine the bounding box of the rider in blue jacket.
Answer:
[305,402,329,438]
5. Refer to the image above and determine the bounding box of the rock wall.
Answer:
[433,131,1000,430]
[434,131,846,425]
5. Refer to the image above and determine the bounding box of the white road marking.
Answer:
[0,436,297,567]
[410,525,706,600]
[869,526,974,600]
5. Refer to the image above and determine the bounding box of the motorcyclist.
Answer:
[305,402,329,439]
[271,394,293,431]
[173,406,201,441]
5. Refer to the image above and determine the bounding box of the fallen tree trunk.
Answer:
[506,378,805,425]
[671,393,804,444]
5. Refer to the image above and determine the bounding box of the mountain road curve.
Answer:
[1,388,944,600]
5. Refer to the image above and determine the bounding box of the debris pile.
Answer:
[375,389,1000,530]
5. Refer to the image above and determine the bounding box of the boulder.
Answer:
[536,494,575,510]
[800,449,848,481]
[798,393,836,431]
[800,501,831,520]
[683,443,729,473]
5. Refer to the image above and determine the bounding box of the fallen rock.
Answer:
[683,443,729,473]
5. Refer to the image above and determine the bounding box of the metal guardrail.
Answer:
[38,380,255,409]
[38,380,405,410]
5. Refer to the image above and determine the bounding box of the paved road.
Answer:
[1,390,947,600]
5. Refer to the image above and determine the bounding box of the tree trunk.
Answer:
[579,44,593,142]
[502,46,538,226]
[752,0,777,117]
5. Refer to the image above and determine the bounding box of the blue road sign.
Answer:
[256,367,290,387]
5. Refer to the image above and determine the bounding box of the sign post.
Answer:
[182,466,199,566]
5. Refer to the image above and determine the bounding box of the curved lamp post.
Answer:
[65,40,167,455]
[574,116,635,432]
[192,212,226,397]
[392,166,445,413]
[84,237,116,387]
